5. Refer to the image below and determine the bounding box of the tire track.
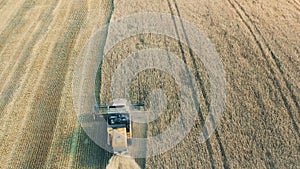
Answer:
[6,2,87,168]
[171,1,231,168]
[271,39,299,72]
[227,0,300,137]
[166,0,230,168]
[232,1,300,114]
[165,1,217,168]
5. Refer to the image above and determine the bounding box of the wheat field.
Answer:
[0,0,299,168]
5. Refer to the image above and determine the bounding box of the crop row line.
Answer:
[6,1,88,168]
[0,6,57,165]
[0,0,37,53]
[0,0,39,86]
[1,1,62,167]
[0,1,60,126]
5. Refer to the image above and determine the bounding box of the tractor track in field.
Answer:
[227,0,300,137]
[231,1,300,114]
[271,39,299,73]
[166,0,214,168]
[5,1,87,168]
[166,0,230,168]
[170,2,231,169]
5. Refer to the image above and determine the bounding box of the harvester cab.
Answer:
[93,99,144,155]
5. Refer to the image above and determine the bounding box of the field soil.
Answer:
[0,0,299,168]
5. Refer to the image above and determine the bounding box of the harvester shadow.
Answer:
[75,127,112,169]
[58,126,113,169]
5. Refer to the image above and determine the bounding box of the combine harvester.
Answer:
[93,99,144,155]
